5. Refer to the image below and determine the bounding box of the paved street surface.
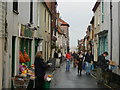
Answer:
[51,62,110,89]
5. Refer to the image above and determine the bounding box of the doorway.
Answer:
[11,36,16,89]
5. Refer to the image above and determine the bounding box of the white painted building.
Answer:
[92,1,101,61]
[1,1,52,88]
[0,1,6,89]
[101,2,120,75]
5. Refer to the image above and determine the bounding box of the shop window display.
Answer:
[12,39,35,88]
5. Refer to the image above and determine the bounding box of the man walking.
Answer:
[84,50,94,75]
[66,52,71,72]
[96,52,109,85]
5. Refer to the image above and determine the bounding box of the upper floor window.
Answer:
[102,0,104,23]
[44,9,46,27]
[30,0,33,24]
[13,0,19,14]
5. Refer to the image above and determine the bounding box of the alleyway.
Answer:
[51,62,109,89]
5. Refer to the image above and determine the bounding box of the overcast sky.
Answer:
[57,1,95,48]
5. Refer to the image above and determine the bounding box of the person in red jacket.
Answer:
[66,52,71,72]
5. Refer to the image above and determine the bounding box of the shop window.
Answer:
[20,39,31,66]
[13,0,19,14]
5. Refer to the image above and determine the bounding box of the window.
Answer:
[102,0,104,23]
[48,14,49,30]
[94,16,96,28]
[98,9,100,25]
[45,9,46,28]
[13,0,19,14]
[37,7,40,26]
[30,0,33,24]
[20,39,31,66]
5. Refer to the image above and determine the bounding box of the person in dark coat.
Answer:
[96,52,109,85]
[54,51,58,58]
[34,51,48,89]
[76,52,84,76]
[54,51,58,69]
[72,51,78,68]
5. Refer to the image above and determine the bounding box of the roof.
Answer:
[92,0,101,12]
[59,18,70,27]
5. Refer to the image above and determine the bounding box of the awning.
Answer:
[97,30,108,35]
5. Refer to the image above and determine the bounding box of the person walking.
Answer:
[84,50,94,75]
[72,51,78,68]
[34,51,48,89]
[66,52,71,72]
[76,52,84,76]
[54,51,58,69]
[96,52,109,85]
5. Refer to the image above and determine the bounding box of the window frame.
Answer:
[30,0,33,24]
[13,0,19,14]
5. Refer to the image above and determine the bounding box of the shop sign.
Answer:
[20,24,34,38]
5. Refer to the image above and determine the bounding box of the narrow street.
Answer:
[1,1,120,89]
[51,62,109,89]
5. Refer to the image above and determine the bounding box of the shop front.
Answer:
[12,24,36,89]
[19,24,34,66]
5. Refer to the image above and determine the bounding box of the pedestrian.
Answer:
[55,51,61,68]
[84,50,94,75]
[76,52,84,76]
[66,52,71,72]
[72,51,78,68]
[96,52,109,85]
[54,51,58,69]
[54,51,58,58]
[34,51,48,89]
[58,51,62,64]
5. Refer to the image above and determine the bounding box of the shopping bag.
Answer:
[82,62,86,70]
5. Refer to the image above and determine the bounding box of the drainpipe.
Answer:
[119,27,120,65]
[119,4,120,65]
[110,0,112,60]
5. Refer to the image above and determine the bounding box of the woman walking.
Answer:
[76,52,84,76]
[34,51,48,89]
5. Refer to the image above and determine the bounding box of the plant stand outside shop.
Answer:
[12,76,30,89]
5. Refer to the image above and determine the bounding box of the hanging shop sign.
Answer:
[20,24,34,38]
